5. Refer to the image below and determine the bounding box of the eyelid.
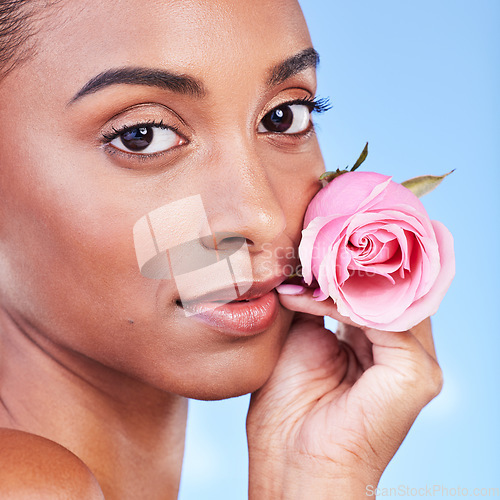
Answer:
[257,95,331,137]
[100,119,181,143]
[98,102,190,143]
[100,121,188,163]
[260,95,331,119]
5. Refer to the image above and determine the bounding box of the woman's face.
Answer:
[0,0,324,399]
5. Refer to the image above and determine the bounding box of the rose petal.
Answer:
[304,172,431,228]
[317,246,340,300]
[354,177,392,213]
[411,234,440,301]
[312,287,328,300]
[305,215,351,283]
[349,232,399,265]
[378,207,433,238]
[374,220,455,331]
[315,251,330,297]
[304,172,393,226]
[299,215,340,284]
[342,267,417,321]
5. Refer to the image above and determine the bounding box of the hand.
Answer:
[246,287,443,499]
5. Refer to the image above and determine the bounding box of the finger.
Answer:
[364,325,443,405]
[364,326,420,358]
[336,323,374,371]
[363,326,441,384]
[276,286,360,327]
[277,286,438,361]
[408,317,438,361]
[363,317,437,362]
[292,311,325,328]
[337,319,436,373]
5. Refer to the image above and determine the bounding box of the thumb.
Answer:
[276,285,359,327]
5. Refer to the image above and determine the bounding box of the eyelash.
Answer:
[101,119,178,143]
[283,96,332,115]
[99,96,331,146]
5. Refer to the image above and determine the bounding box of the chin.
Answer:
[186,364,276,402]
[171,346,282,401]
[166,311,293,401]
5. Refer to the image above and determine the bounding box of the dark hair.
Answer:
[0,0,45,78]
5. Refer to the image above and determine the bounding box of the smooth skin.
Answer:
[0,0,442,498]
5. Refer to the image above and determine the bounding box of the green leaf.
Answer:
[401,170,455,198]
[350,142,369,172]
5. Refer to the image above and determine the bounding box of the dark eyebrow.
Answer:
[69,67,206,104]
[267,48,320,87]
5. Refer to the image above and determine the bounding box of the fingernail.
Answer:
[275,284,305,295]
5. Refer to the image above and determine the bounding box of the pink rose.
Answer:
[299,171,455,331]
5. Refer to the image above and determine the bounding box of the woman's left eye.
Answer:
[107,125,184,154]
[258,103,311,134]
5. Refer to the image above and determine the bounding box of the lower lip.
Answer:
[180,291,279,336]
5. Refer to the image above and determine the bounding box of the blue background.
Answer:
[179,1,500,498]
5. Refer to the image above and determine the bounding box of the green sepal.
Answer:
[319,142,369,187]
[350,142,369,172]
[318,169,348,187]
[401,170,455,198]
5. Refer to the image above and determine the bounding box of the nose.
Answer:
[201,138,287,254]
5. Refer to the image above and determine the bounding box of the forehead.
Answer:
[30,0,312,92]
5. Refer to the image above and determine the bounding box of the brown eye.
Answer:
[261,105,293,132]
[258,104,311,134]
[109,125,184,154]
[120,127,153,151]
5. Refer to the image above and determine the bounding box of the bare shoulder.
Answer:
[0,428,105,499]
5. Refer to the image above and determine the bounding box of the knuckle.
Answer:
[425,358,444,398]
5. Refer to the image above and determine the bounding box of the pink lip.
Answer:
[181,290,280,336]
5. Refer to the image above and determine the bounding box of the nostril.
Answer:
[200,232,249,251]
[217,235,248,250]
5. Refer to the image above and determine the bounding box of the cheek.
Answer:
[0,139,178,345]
[265,141,325,234]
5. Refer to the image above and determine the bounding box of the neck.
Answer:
[0,308,188,500]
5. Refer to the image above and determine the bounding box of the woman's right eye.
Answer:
[107,124,185,155]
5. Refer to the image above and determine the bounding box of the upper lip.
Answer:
[180,275,288,304]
